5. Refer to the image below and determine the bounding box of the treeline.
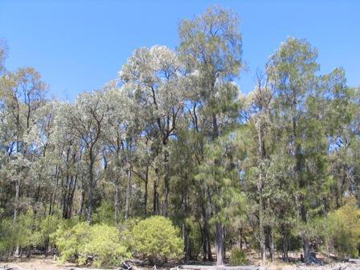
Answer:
[0,6,359,266]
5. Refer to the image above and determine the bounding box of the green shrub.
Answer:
[186,217,202,260]
[0,210,36,255]
[130,216,184,265]
[31,214,62,251]
[92,200,115,225]
[230,248,247,266]
[80,224,130,267]
[325,200,360,257]
[54,222,130,267]
[54,222,91,263]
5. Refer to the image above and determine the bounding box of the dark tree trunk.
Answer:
[184,223,191,263]
[114,184,120,223]
[267,226,275,262]
[125,167,132,219]
[87,154,94,223]
[303,236,310,262]
[144,166,149,217]
[153,168,160,215]
[282,230,289,261]
[215,222,224,265]
[163,147,169,217]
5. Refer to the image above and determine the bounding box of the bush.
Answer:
[0,210,35,255]
[130,216,184,265]
[325,200,360,257]
[92,200,115,225]
[81,224,130,267]
[230,248,247,266]
[33,214,61,251]
[54,222,130,267]
[54,222,91,263]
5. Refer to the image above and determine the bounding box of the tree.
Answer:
[179,6,243,265]
[120,45,185,217]
[66,91,106,223]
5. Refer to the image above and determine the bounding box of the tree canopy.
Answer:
[0,6,359,267]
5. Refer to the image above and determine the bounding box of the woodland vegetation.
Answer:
[0,6,359,268]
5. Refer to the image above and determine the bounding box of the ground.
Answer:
[1,256,360,270]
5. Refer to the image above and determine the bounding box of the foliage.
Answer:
[92,200,115,225]
[230,248,247,266]
[324,199,360,257]
[0,210,36,255]
[54,222,91,263]
[80,224,130,267]
[54,222,130,267]
[0,5,359,265]
[130,216,184,264]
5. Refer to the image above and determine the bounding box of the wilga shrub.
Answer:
[0,210,36,256]
[230,248,247,266]
[54,222,91,263]
[129,216,183,265]
[325,199,360,257]
[54,222,130,267]
[80,224,130,267]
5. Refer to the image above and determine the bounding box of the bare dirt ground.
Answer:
[0,257,75,270]
[1,257,359,270]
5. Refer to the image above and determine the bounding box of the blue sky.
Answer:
[0,0,359,101]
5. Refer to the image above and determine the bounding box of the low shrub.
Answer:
[325,199,360,257]
[230,248,247,266]
[54,222,130,267]
[130,216,183,265]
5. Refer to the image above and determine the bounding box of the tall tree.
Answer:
[179,6,243,265]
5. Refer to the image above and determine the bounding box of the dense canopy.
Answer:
[0,6,359,267]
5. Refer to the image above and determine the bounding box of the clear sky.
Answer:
[0,0,359,101]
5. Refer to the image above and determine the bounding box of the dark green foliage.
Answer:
[0,5,359,265]
[230,248,247,266]
[129,216,184,265]
[54,222,130,267]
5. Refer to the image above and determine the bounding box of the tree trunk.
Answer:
[144,166,148,217]
[268,227,274,262]
[239,228,243,250]
[125,167,132,219]
[13,179,20,257]
[201,222,207,261]
[303,235,310,262]
[13,179,20,221]
[87,153,94,223]
[206,228,213,261]
[163,147,169,217]
[153,168,159,215]
[259,187,266,263]
[215,222,224,265]
[184,223,191,263]
[257,119,266,263]
[114,185,120,223]
[282,230,289,261]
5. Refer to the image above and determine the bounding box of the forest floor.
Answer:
[1,256,360,270]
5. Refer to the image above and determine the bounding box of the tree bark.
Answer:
[215,222,224,265]
[303,235,310,262]
[268,227,274,262]
[163,148,169,217]
[114,185,120,223]
[259,189,266,263]
[184,223,191,263]
[144,166,149,217]
[87,150,95,223]
[125,167,132,219]
[153,168,160,215]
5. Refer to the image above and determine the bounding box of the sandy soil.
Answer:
[0,257,76,270]
[1,258,359,270]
